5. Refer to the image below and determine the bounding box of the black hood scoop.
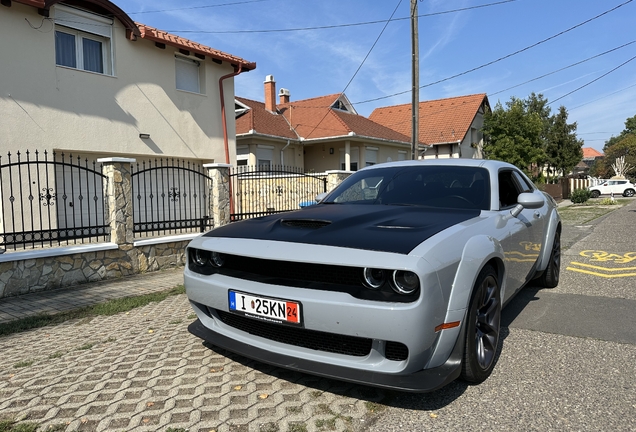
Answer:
[281,219,331,229]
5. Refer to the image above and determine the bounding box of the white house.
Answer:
[0,0,256,165]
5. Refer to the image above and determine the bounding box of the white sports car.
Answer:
[185,159,561,392]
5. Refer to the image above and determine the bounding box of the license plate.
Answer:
[228,291,302,326]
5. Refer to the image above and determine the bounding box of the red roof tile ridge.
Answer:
[279,93,342,108]
[374,93,487,112]
[135,22,255,70]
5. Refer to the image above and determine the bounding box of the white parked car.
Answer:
[588,179,635,198]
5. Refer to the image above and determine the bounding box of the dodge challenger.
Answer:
[184,159,561,392]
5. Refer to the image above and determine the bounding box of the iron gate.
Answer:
[230,165,327,221]
[131,158,214,237]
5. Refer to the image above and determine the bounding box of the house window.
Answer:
[53,5,113,75]
[176,56,201,93]
[237,146,249,166]
[398,151,407,161]
[257,146,273,170]
[365,147,378,167]
[340,148,359,171]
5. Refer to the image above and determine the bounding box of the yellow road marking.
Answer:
[569,262,636,272]
[566,267,636,278]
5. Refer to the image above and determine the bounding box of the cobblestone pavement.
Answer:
[0,294,384,431]
[1,200,635,431]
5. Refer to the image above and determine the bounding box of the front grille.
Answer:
[189,250,419,303]
[217,310,372,357]
[385,341,409,361]
[223,255,362,287]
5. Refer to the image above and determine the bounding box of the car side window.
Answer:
[498,170,523,208]
[512,171,533,193]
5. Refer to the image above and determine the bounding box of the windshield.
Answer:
[324,165,491,210]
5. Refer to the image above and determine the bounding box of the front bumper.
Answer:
[188,317,464,393]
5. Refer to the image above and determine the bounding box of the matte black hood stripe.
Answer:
[204,205,481,255]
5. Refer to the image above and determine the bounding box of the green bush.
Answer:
[598,197,619,205]
[570,188,592,204]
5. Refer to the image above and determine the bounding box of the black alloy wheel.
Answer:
[539,230,561,288]
[461,265,501,383]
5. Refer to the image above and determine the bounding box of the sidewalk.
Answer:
[0,267,184,324]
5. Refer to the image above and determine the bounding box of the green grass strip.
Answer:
[0,284,185,337]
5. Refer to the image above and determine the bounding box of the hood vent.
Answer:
[281,219,331,229]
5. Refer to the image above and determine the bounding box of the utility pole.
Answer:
[410,0,419,160]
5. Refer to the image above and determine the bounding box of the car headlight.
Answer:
[210,251,225,267]
[392,270,420,295]
[193,249,210,266]
[362,268,386,289]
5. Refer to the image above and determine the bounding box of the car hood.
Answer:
[203,204,481,255]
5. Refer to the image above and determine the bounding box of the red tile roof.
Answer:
[236,97,298,140]
[277,95,411,143]
[137,24,255,70]
[582,147,604,158]
[369,94,489,145]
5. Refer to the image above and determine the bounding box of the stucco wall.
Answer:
[0,3,237,164]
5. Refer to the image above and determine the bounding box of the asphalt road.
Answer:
[0,200,634,432]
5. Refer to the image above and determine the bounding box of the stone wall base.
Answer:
[0,241,188,299]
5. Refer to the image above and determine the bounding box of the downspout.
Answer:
[281,139,291,167]
[218,63,243,218]
[219,64,243,164]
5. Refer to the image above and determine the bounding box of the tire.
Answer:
[460,265,501,384]
[623,189,635,197]
[590,190,600,198]
[539,230,561,288]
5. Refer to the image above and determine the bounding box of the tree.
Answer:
[603,114,636,152]
[594,114,636,178]
[482,98,546,179]
[482,94,581,181]
[545,106,583,181]
[596,133,636,178]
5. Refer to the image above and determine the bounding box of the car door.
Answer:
[496,169,544,302]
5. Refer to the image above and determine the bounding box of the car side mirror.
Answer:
[510,192,544,218]
[315,192,328,203]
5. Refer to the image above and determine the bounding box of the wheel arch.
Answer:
[536,209,562,272]
[447,235,505,312]
[427,239,503,369]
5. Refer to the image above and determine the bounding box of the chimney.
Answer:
[279,88,290,104]
[264,75,276,112]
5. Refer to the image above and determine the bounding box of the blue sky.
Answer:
[120,0,636,152]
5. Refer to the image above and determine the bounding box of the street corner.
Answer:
[566,249,636,279]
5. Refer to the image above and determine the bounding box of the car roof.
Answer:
[360,158,517,172]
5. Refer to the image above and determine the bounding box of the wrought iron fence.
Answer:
[230,165,327,221]
[0,150,109,250]
[131,158,213,237]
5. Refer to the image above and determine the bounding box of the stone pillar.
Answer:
[325,170,353,193]
[205,163,232,228]
[98,158,136,245]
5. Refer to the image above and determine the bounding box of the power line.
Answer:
[489,41,636,96]
[354,0,634,105]
[549,54,636,105]
[570,82,636,111]
[157,0,516,34]
[303,0,404,140]
[127,0,271,15]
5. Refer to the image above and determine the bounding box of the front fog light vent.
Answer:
[392,270,419,295]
